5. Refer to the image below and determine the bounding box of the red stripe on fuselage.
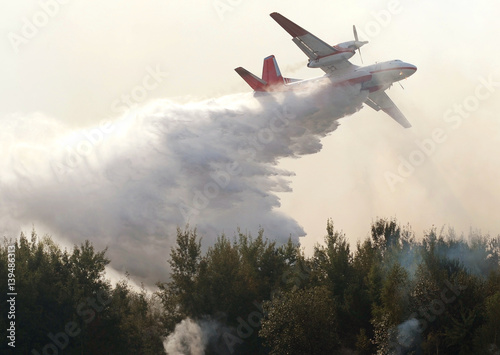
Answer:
[333,74,372,86]
[370,66,417,74]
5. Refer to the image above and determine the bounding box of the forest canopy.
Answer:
[1,218,499,354]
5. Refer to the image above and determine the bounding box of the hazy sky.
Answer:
[1,0,499,283]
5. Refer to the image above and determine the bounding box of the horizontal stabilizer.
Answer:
[235,67,267,92]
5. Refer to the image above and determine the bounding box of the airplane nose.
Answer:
[403,63,417,78]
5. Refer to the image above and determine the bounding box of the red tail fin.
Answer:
[262,55,284,86]
[235,55,288,92]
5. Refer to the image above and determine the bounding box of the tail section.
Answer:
[234,67,267,92]
[235,55,289,92]
[262,55,284,86]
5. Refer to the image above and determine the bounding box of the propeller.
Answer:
[352,25,368,64]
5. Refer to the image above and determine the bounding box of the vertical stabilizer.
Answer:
[235,55,289,92]
[262,55,284,86]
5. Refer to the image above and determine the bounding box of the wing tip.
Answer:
[269,12,308,37]
[366,92,413,128]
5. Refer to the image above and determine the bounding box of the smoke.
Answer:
[433,229,500,277]
[163,318,213,355]
[164,317,237,355]
[0,82,367,284]
[394,318,420,352]
[396,227,499,281]
[389,228,499,353]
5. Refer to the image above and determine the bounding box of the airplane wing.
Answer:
[365,91,412,128]
[270,12,352,73]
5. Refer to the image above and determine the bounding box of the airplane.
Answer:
[235,12,417,128]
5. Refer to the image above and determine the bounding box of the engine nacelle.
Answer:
[307,51,355,68]
[336,40,358,50]
[337,40,368,51]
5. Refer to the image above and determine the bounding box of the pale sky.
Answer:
[1,0,499,282]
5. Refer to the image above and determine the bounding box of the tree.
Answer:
[313,219,352,297]
[0,231,154,354]
[103,280,165,354]
[201,234,245,319]
[473,291,500,354]
[371,263,410,354]
[312,220,357,347]
[156,226,202,331]
[260,286,339,355]
[370,218,401,256]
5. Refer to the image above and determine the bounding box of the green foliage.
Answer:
[156,227,302,354]
[1,217,499,354]
[473,291,500,354]
[104,281,165,354]
[156,226,203,330]
[0,230,164,355]
[355,328,372,355]
[313,219,352,297]
[260,286,339,355]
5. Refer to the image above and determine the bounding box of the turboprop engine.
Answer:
[307,25,368,68]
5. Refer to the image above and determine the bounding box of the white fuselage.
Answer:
[282,59,417,94]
